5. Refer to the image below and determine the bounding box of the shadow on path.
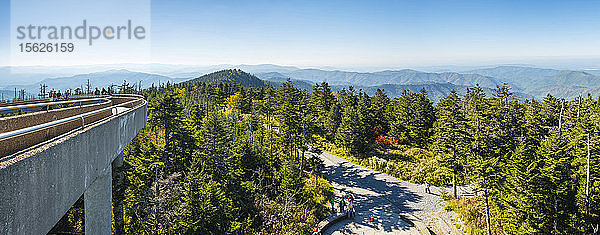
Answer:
[317,151,436,234]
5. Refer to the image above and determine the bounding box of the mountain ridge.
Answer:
[5,64,600,101]
[186,69,266,87]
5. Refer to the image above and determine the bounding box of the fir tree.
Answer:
[432,90,469,197]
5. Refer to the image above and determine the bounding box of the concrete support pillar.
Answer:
[112,153,125,235]
[85,166,113,235]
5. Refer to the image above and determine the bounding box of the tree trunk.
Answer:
[164,127,170,175]
[234,112,237,142]
[452,173,457,198]
[559,100,564,132]
[154,166,160,235]
[586,133,590,218]
[269,98,273,158]
[250,101,253,143]
[452,148,457,198]
[300,150,304,172]
[577,96,581,119]
[554,195,558,231]
[484,178,491,235]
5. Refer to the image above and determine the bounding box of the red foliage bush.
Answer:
[375,135,398,147]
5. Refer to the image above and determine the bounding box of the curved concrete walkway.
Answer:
[315,151,463,235]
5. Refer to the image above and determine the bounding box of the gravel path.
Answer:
[315,150,464,235]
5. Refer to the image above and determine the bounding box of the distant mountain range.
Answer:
[3,64,600,102]
[463,66,600,99]
[193,70,530,102]
[256,66,600,100]
[256,72,315,91]
[279,69,504,88]
[1,69,189,96]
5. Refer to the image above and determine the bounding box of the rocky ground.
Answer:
[315,150,465,234]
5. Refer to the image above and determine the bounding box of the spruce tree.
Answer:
[432,90,469,197]
[501,100,547,233]
[276,81,304,157]
[371,88,391,138]
[335,106,363,154]
[325,103,342,140]
[148,91,184,172]
[390,89,435,147]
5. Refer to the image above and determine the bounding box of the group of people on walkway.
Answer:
[49,89,70,101]
[48,86,115,101]
[315,192,358,235]
[94,87,114,96]
[338,192,356,219]
[313,193,359,235]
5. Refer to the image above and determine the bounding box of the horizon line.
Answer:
[0,62,588,73]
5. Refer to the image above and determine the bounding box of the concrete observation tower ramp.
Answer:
[0,94,147,234]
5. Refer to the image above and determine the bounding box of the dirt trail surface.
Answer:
[315,150,464,235]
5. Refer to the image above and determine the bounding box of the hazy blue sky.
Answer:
[1,0,600,68]
[0,0,8,66]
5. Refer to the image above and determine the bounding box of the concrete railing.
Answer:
[0,98,111,133]
[0,96,108,114]
[0,95,144,158]
[0,99,51,107]
[318,212,347,233]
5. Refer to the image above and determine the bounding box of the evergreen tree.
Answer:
[335,106,365,154]
[541,94,561,127]
[371,88,391,138]
[463,86,497,235]
[357,92,376,146]
[148,91,184,172]
[390,89,435,147]
[325,103,342,140]
[276,81,304,157]
[177,169,234,233]
[538,133,577,233]
[312,82,335,116]
[432,90,469,197]
[500,99,547,233]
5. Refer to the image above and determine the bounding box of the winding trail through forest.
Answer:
[314,150,463,234]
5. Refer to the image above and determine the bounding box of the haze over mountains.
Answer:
[1,69,187,99]
[2,64,600,102]
[469,67,600,98]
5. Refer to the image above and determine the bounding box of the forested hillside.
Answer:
[121,81,334,234]
[306,83,600,234]
[54,69,600,234]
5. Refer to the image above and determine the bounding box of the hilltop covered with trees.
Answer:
[186,69,267,88]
